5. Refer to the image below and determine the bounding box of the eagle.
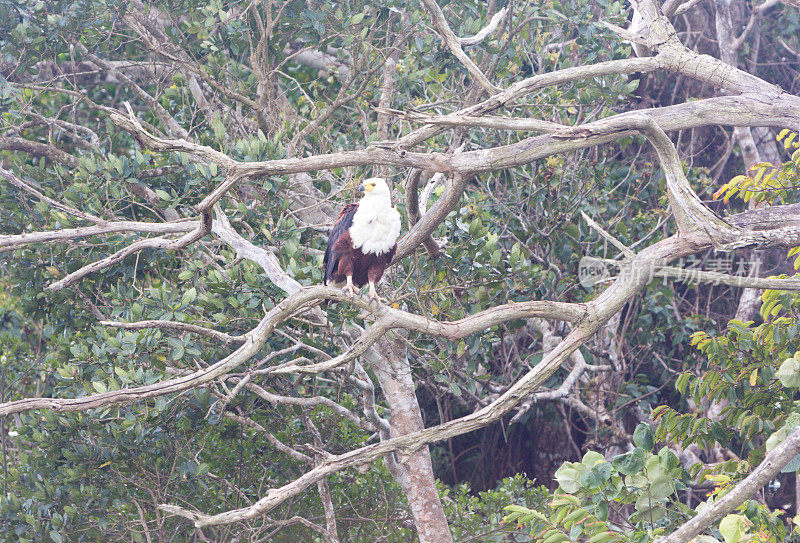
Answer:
[323,177,401,304]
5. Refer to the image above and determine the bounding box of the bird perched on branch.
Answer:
[323,177,401,304]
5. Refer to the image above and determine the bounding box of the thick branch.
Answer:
[657,429,800,543]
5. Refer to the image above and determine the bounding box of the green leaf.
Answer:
[579,461,612,488]
[633,423,654,451]
[612,448,645,475]
[181,287,197,307]
[719,514,747,543]
[582,450,605,467]
[649,473,675,500]
[92,381,107,393]
[776,357,800,388]
[589,532,620,543]
[554,463,583,493]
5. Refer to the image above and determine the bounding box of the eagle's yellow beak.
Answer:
[361,182,376,192]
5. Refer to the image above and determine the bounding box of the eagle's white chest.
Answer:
[349,203,401,255]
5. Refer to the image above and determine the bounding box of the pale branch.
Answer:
[732,0,780,52]
[394,173,469,261]
[211,204,302,296]
[212,373,253,418]
[100,320,246,344]
[655,268,800,290]
[591,256,800,289]
[403,170,441,257]
[630,116,740,244]
[632,0,781,94]
[0,167,103,224]
[231,379,372,431]
[376,107,565,133]
[511,318,615,425]
[447,94,800,173]
[0,135,80,168]
[107,103,236,168]
[420,0,500,94]
[597,20,650,45]
[265,322,391,375]
[351,362,391,438]
[728,203,800,231]
[457,7,508,46]
[284,45,351,82]
[657,429,800,543]
[99,63,800,217]
[46,212,212,292]
[580,211,636,258]
[0,286,583,418]
[419,172,446,217]
[512,355,614,424]
[672,0,706,16]
[78,46,189,140]
[18,110,102,150]
[261,515,333,541]
[0,286,319,417]
[263,294,586,376]
[0,220,199,252]
[394,56,660,148]
[662,0,700,18]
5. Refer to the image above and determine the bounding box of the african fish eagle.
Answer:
[323,177,401,304]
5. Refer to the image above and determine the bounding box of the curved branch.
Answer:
[101,319,245,344]
[420,0,500,94]
[0,220,198,252]
[158,234,699,527]
[46,212,212,292]
[0,287,584,418]
[657,429,800,543]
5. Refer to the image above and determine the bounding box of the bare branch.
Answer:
[457,7,508,46]
[657,429,800,543]
[0,220,198,252]
[46,213,212,292]
[420,0,500,94]
[0,286,583,417]
[0,135,79,168]
[211,204,302,295]
[157,234,700,527]
[100,320,246,344]
[0,167,103,224]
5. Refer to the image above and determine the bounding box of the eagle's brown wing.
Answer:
[323,203,359,285]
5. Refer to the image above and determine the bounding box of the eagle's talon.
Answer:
[369,295,389,306]
[342,284,357,300]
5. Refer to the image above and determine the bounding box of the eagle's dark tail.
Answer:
[323,246,335,286]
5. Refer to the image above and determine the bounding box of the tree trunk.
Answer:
[368,333,453,543]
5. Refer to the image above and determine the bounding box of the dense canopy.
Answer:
[1,0,800,541]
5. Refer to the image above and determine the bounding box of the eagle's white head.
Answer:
[359,177,392,205]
